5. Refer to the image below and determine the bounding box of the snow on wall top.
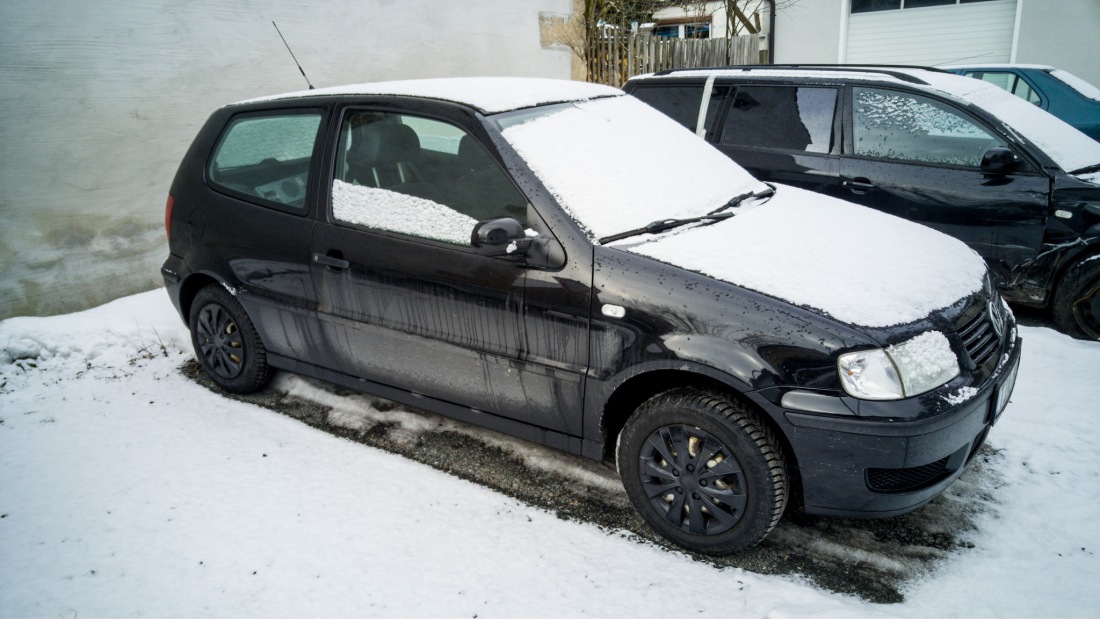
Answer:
[642,68,1100,174]
[237,78,624,114]
[624,184,988,329]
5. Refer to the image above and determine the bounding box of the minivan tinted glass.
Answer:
[720,86,837,153]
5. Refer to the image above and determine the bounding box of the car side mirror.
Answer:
[471,218,529,257]
[981,146,1020,176]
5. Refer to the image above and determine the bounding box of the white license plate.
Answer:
[993,357,1020,423]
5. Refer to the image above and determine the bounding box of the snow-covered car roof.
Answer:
[943,63,1056,71]
[639,67,1100,173]
[236,77,624,114]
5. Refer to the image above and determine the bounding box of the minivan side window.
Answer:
[852,87,1007,167]
[719,86,838,153]
[332,111,527,246]
[630,85,705,130]
[208,111,323,211]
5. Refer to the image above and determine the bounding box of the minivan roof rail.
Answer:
[649,64,949,85]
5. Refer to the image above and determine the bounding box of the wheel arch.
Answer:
[178,272,224,323]
[597,368,802,504]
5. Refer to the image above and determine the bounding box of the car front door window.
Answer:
[852,87,1007,167]
[332,111,527,245]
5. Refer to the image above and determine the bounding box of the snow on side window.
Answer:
[853,88,1003,167]
[332,180,476,246]
[500,96,765,241]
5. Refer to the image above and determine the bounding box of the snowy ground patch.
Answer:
[1,291,1098,617]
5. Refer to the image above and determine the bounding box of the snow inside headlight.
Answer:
[838,331,960,401]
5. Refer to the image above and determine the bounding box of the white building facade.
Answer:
[774,0,1100,85]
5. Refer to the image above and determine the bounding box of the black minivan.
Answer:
[624,66,1100,340]
[163,77,1021,555]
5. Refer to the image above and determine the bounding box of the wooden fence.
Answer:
[589,32,761,87]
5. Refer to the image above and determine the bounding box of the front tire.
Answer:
[616,388,788,555]
[1052,257,1100,341]
[189,285,270,393]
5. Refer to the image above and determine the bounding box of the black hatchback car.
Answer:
[624,65,1100,340]
[163,77,1021,555]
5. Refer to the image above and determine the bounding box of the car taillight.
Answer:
[165,194,175,239]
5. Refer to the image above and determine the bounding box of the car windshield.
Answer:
[494,96,767,242]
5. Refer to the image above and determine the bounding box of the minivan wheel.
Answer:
[616,388,788,555]
[1052,257,1100,341]
[189,285,270,393]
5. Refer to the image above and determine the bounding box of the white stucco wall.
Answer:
[1015,0,1100,86]
[0,0,572,320]
[772,0,844,63]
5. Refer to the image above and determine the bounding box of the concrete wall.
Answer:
[1015,0,1100,86]
[0,0,573,320]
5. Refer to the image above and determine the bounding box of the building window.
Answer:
[852,0,996,12]
[652,22,710,39]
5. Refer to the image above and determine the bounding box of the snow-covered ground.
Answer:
[1,290,1098,617]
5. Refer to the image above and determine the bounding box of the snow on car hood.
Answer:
[619,184,988,329]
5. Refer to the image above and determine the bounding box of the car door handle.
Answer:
[842,178,876,194]
[313,252,350,270]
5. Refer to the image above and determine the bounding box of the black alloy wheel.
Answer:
[189,285,270,394]
[1053,258,1100,341]
[617,388,788,555]
[637,424,748,536]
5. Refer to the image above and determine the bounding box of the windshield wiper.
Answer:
[1070,163,1100,175]
[598,212,737,244]
[598,185,775,245]
[708,184,775,216]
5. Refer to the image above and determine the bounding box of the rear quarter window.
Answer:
[630,84,704,130]
[208,110,323,212]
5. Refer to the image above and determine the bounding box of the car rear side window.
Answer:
[630,84,705,130]
[208,111,323,212]
[331,111,527,246]
[719,86,837,153]
[852,87,1006,167]
[967,71,1042,105]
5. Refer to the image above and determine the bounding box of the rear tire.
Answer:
[616,388,788,555]
[1052,257,1100,341]
[189,285,270,393]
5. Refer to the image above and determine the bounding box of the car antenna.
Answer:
[272,21,314,89]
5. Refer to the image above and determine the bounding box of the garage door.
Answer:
[845,0,1017,67]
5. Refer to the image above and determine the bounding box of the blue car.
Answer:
[946,64,1100,141]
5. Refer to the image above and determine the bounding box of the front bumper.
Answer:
[778,332,1022,518]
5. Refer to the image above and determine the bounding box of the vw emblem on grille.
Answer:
[988,297,1006,338]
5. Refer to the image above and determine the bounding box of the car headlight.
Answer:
[838,331,960,400]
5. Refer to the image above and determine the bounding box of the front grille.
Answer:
[867,456,950,493]
[958,309,998,367]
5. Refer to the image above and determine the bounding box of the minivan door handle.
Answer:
[842,177,876,194]
[313,251,350,270]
